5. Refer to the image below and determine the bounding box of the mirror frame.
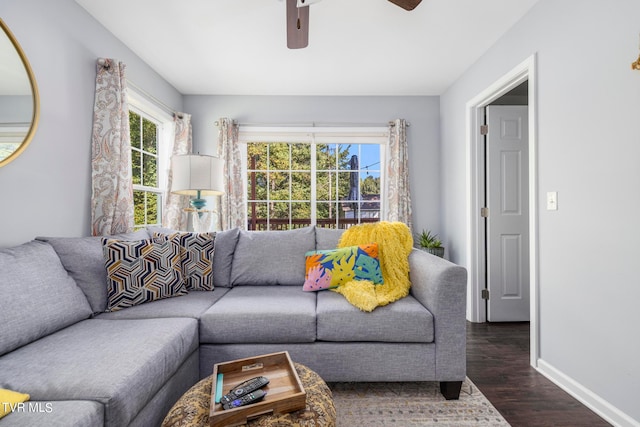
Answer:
[0,18,40,168]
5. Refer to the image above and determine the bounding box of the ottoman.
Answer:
[162,363,336,427]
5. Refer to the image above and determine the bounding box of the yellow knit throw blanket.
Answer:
[332,221,413,311]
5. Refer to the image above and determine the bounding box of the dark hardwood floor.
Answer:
[466,322,611,427]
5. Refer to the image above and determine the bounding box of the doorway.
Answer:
[465,54,539,367]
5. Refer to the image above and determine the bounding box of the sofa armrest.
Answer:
[408,249,467,380]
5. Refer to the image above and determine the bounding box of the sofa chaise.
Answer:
[0,225,467,427]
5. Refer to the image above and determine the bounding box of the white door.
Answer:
[486,105,530,322]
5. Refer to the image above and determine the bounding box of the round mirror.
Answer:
[0,18,39,167]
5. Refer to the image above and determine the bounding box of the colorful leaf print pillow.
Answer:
[302,243,383,291]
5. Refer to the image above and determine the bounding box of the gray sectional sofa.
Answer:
[0,226,467,427]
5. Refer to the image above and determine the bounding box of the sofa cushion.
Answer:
[303,243,383,291]
[36,229,150,313]
[0,318,198,427]
[230,227,315,286]
[0,241,93,357]
[200,286,317,343]
[316,291,434,343]
[0,401,103,427]
[95,289,229,320]
[314,226,344,250]
[212,228,241,288]
[102,237,188,312]
[153,231,216,291]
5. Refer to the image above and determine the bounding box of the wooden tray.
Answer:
[209,351,306,427]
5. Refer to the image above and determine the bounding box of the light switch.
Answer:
[547,191,558,210]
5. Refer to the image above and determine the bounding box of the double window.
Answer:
[240,127,388,230]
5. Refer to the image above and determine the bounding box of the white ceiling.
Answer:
[74,0,539,96]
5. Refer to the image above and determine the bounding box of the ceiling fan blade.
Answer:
[387,0,422,11]
[287,0,309,49]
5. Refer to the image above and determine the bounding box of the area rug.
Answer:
[328,377,510,426]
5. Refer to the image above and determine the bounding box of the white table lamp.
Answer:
[171,154,224,231]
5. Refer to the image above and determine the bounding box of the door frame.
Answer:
[465,54,540,367]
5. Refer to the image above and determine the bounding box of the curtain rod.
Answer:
[127,80,182,119]
[215,121,410,127]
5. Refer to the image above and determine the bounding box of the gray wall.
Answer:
[0,0,183,248]
[184,95,441,241]
[440,0,640,423]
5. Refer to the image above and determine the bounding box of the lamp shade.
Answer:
[171,154,224,196]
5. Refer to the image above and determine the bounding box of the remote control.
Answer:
[222,389,267,410]
[219,376,270,406]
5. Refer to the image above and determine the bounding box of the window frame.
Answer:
[239,126,388,230]
[127,89,173,229]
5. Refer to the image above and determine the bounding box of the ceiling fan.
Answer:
[287,0,423,49]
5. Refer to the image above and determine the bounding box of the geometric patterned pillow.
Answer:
[102,237,187,312]
[303,243,383,292]
[153,232,215,291]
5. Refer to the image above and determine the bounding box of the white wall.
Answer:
[440,0,640,424]
[0,0,183,248]
[184,95,442,241]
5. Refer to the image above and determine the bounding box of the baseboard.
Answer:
[536,359,639,427]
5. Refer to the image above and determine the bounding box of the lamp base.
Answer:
[190,210,213,233]
[184,208,216,233]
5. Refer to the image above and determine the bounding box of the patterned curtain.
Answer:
[217,118,245,230]
[385,119,413,231]
[91,58,134,236]
[162,113,193,230]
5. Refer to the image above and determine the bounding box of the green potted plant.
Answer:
[417,229,445,258]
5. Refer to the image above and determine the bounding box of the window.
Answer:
[241,127,387,230]
[128,91,172,229]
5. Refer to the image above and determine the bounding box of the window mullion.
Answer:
[357,145,362,224]
[310,137,317,226]
[266,145,270,229]
[138,117,144,186]
[132,184,162,193]
[143,192,148,225]
[334,145,339,228]
[379,143,386,221]
[289,144,292,228]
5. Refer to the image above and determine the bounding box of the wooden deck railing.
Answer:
[247,217,379,231]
